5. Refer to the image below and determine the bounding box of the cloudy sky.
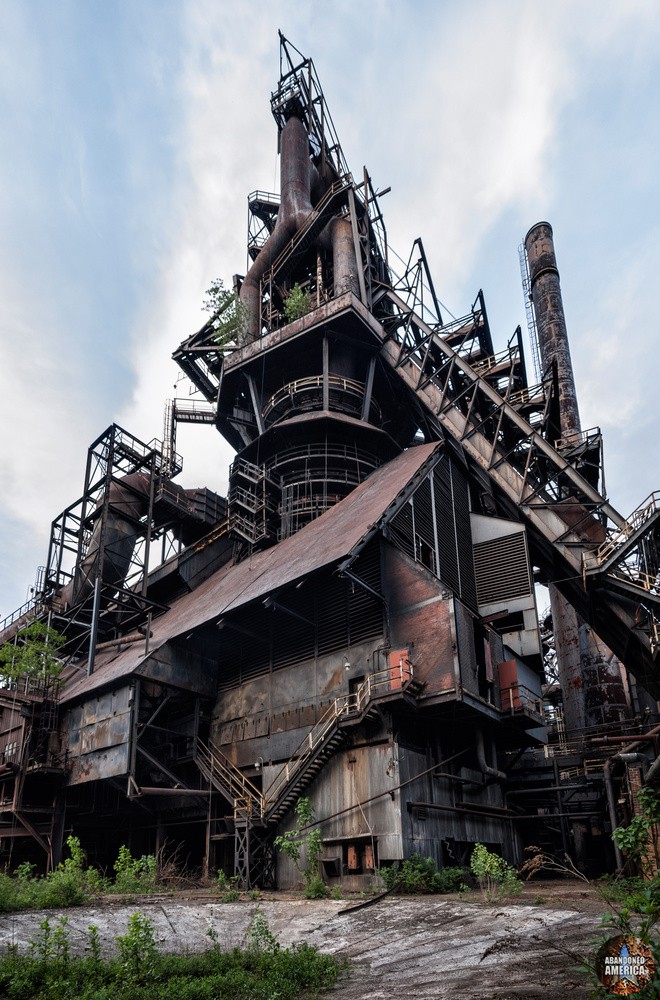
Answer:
[1,0,659,618]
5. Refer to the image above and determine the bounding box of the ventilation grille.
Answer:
[472,532,531,607]
[388,454,477,611]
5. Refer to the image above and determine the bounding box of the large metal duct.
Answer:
[331,216,359,297]
[524,222,628,734]
[61,472,152,608]
[240,116,318,341]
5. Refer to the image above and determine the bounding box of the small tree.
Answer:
[0,622,64,686]
[274,797,327,898]
[203,277,247,347]
[470,843,522,901]
[283,283,312,323]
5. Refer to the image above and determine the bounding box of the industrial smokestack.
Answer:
[524,222,580,438]
[523,222,629,735]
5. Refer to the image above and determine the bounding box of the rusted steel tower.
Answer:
[0,36,658,883]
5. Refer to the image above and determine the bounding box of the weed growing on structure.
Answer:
[202,277,247,348]
[274,797,329,899]
[245,909,279,953]
[0,621,65,685]
[283,282,312,322]
[469,844,523,902]
[380,853,468,895]
[612,786,660,879]
[0,910,344,999]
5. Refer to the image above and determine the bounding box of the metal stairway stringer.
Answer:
[262,662,416,824]
[193,738,264,818]
[377,288,660,691]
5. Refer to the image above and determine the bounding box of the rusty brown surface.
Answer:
[60,443,440,705]
[384,546,456,695]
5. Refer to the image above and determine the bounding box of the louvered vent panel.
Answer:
[473,532,531,607]
[389,501,415,558]
[348,540,384,644]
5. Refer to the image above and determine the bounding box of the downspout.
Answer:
[603,757,625,871]
[476,727,506,781]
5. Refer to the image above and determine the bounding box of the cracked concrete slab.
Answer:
[0,894,599,999]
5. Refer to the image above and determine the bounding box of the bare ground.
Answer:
[0,881,606,999]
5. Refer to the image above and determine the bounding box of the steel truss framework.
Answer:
[374,288,660,686]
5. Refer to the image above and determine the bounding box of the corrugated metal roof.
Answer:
[60,442,441,704]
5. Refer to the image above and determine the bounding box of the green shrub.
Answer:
[380,853,467,894]
[116,913,159,985]
[202,278,247,348]
[469,843,522,901]
[113,845,157,894]
[283,283,312,322]
[274,797,329,898]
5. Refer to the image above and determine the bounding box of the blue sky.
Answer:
[1,0,660,617]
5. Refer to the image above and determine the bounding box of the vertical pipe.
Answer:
[86,577,102,677]
[603,759,625,871]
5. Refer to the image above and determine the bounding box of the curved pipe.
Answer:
[476,727,506,781]
[60,473,196,608]
[240,116,317,341]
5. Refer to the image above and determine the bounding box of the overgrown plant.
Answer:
[203,277,247,348]
[283,282,312,322]
[469,843,522,901]
[274,797,328,899]
[380,854,467,895]
[0,621,65,686]
[0,839,159,913]
[521,847,660,998]
[112,845,157,894]
[612,786,660,878]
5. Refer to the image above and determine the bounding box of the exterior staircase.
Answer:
[193,661,417,885]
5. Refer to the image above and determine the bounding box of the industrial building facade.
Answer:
[0,37,658,887]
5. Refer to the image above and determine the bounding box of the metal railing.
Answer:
[500,683,544,719]
[592,491,660,568]
[195,661,414,823]
[262,374,381,423]
[195,739,264,818]
[263,661,413,815]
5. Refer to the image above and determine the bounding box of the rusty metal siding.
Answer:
[387,456,477,612]
[64,685,132,785]
[384,545,456,696]
[453,600,479,696]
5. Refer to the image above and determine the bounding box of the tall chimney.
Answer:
[523,222,629,736]
[524,221,580,438]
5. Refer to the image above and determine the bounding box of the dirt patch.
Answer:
[0,881,605,999]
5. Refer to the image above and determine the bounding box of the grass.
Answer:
[0,910,344,1000]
